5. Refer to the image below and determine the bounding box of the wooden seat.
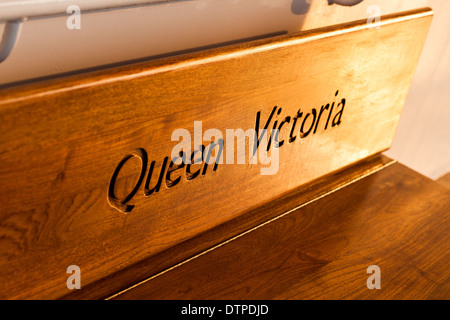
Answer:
[109,156,450,300]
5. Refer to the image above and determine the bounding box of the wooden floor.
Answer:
[108,159,450,300]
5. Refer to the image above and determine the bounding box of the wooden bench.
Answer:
[1,7,448,300]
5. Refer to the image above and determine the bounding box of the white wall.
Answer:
[385,0,450,179]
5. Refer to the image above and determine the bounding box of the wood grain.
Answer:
[62,154,394,299]
[0,9,432,299]
[437,172,450,189]
[112,162,450,300]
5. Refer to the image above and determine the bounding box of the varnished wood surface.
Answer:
[437,172,450,190]
[63,154,394,299]
[0,9,432,299]
[112,161,450,300]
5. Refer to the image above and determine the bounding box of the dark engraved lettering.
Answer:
[108,148,148,213]
[254,106,277,156]
[289,109,302,143]
[186,147,204,181]
[166,152,186,188]
[325,90,339,130]
[275,116,291,148]
[202,139,223,175]
[144,157,168,196]
[332,98,346,127]
[300,109,317,138]
[267,107,283,151]
[108,90,346,213]
[314,104,329,134]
